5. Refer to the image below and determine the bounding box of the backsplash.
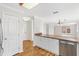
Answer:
[62,26,71,33]
[54,23,77,38]
[44,23,77,38]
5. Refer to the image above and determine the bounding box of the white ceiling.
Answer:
[30,3,79,18]
[1,3,79,18]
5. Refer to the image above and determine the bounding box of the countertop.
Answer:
[35,33,79,43]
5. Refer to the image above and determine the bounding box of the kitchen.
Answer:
[34,22,79,56]
[0,3,79,56]
[33,3,79,56]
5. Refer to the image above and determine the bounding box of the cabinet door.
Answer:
[34,36,41,46]
[34,36,59,55]
[38,37,49,49]
[46,38,59,55]
[2,14,19,56]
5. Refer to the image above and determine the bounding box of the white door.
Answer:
[2,14,19,56]
[26,20,32,40]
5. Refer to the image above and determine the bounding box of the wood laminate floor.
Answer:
[15,40,55,56]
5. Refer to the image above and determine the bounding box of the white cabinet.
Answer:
[37,37,49,50]
[46,38,59,55]
[34,36,59,55]
[34,36,42,47]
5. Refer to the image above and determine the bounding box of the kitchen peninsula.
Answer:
[34,33,79,56]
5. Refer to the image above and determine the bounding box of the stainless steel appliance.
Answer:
[59,40,77,56]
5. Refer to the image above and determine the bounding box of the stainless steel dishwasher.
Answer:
[59,40,77,56]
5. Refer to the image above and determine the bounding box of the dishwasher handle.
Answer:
[59,40,76,45]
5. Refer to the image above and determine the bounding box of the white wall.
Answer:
[33,16,44,33]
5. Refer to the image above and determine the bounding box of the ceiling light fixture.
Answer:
[19,3,39,9]
[23,17,31,21]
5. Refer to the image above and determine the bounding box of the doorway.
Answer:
[23,17,33,41]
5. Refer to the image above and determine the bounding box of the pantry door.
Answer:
[2,14,19,56]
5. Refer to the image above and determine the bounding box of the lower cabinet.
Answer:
[34,36,59,55]
[47,38,59,55]
[34,36,79,56]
